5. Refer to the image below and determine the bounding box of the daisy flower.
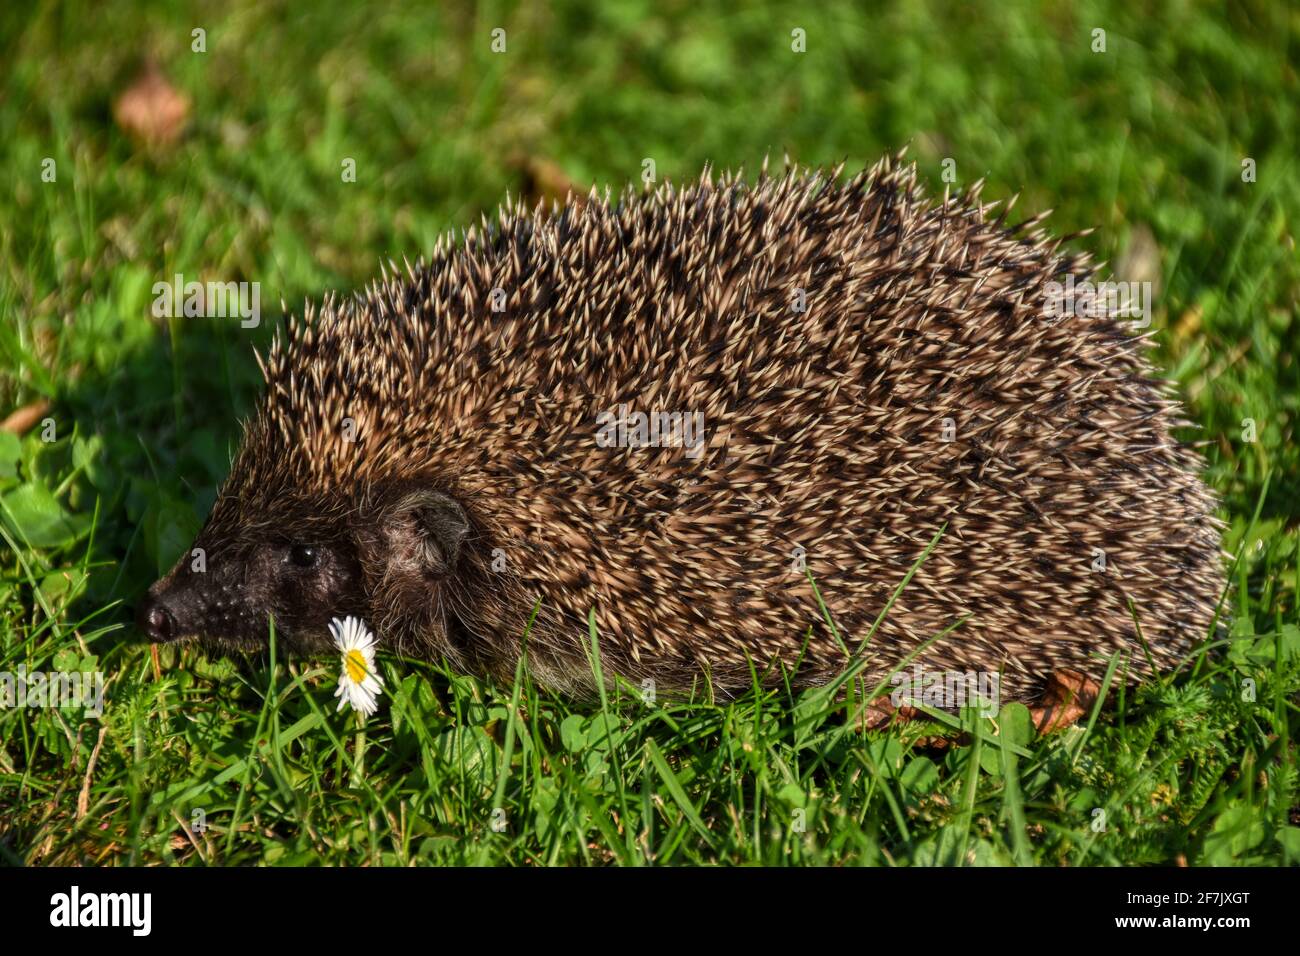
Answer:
[331,616,384,717]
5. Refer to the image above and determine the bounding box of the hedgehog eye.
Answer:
[288,544,319,569]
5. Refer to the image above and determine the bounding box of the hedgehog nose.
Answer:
[137,596,178,642]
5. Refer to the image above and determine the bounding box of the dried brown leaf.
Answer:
[1031,669,1100,734]
[1,399,50,434]
[113,62,190,147]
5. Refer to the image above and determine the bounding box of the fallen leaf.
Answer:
[1,399,49,434]
[513,156,585,208]
[114,62,190,147]
[1031,669,1099,734]
[847,694,961,747]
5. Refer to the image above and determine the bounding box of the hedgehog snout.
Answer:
[137,594,178,642]
[137,579,191,643]
[138,570,241,644]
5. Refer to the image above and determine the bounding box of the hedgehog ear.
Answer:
[386,489,470,576]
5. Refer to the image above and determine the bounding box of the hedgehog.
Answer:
[137,152,1226,707]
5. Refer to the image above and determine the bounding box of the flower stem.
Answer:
[352,712,366,786]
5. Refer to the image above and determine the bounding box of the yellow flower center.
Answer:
[344,649,369,684]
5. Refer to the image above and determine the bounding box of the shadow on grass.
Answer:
[52,313,274,662]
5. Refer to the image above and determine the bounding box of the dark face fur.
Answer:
[136,486,472,656]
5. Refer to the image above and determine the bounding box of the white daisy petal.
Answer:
[330,616,385,717]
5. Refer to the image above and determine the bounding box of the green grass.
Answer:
[1,0,1297,865]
